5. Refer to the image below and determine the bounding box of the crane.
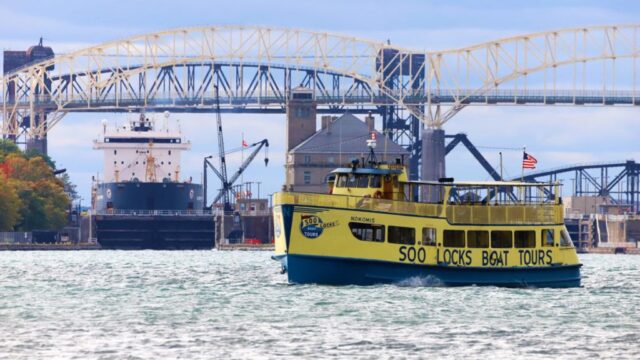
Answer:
[203,85,269,210]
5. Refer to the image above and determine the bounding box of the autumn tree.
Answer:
[0,177,21,231]
[0,147,71,231]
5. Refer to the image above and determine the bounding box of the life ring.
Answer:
[374,191,382,199]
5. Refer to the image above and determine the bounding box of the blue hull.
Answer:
[282,254,581,288]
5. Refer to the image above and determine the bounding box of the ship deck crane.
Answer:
[203,85,269,210]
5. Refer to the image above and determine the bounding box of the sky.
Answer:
[1,0,639,203]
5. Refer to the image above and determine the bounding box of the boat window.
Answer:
[542,229,555,247]
[349,222,385,243]
[491,231,512,248]
[347,174,358,187]
[369,175,381,188]
[560,229,574,247]
[514,231,536,248]
[421,227,436,246]
[467,231,489,248]
[336,175,347,188]
[357,175,369,188]
[443,230,465,247]
[388,226,416,245]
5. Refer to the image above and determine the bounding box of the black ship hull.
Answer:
[95,214,214,250]
[93,182,214,250]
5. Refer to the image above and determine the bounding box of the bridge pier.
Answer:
[421,128,446,199]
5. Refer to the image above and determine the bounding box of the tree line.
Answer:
[0,139,73,231]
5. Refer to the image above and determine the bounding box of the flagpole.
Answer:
[521,146,525,182]
[499,152,503,181]
[241,132,245,189]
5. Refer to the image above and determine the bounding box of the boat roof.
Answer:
[407,180,559,187]
[330,167,403,175]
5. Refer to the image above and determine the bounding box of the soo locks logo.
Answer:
[300,214,338,239]
[300,215,324,239]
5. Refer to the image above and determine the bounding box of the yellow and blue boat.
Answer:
[272,146,582,287]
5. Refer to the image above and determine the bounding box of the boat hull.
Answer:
[281,254,582,288]
[94,214,214,250]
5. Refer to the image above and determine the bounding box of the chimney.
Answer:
[321,115,333,134]
[365,112,375,132]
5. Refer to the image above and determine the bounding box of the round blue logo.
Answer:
[300,215,323,239]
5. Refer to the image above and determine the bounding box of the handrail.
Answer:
[274,192,563,225]
[95,209,212,216]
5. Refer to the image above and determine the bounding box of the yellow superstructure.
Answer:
[273,161,582,287]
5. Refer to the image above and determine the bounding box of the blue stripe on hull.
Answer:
[285,254,581,288]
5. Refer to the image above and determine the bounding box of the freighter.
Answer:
[272,136,582,287]
[91,113,214,249]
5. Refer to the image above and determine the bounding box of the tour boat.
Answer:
[272,139,582,287]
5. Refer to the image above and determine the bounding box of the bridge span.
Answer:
[2,24,640,179]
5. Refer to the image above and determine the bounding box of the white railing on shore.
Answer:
[0,232,32,244]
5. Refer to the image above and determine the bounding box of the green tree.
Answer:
[0,178,21,231]
[0,139,20,163]
[24,148,56,169]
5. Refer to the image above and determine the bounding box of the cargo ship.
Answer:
[91,113,214,249]
[272,136,582,287]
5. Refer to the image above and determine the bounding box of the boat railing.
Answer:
[446,204,562,225]
[275,192,443,218]
[275,192,563,225]
[95,209,213,216]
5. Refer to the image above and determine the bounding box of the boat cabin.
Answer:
[329,163,409,201]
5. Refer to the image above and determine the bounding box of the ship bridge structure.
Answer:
[2,24,640,181]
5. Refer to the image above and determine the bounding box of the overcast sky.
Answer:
[1,0,639,202]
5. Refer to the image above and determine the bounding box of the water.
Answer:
[0,252,638,359]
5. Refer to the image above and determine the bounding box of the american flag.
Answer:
[522,152,538,169]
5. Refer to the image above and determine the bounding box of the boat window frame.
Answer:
[388,225,416,245]
[357,175,369,188]
[514,230,536,248]
[491,230,513,248]
[560,229,574,248]
[335,175,347,188]
[348,222,385,243]
[421,227,436,246]
[541,229,555,247]
[443,230,465,248]
[467,230,489,248]
[369,175,382,188]
[347,174,358,188]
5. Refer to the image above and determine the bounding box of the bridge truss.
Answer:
[2,25,640,178]
[519,161,640,211]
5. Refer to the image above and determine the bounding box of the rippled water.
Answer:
[0,252,638,359]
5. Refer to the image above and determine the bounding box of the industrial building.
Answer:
[284,89,409,193]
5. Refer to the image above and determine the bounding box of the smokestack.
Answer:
[365,112,375,132]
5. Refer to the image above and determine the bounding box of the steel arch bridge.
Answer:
[2,24,640,178]
[516,160,640,209]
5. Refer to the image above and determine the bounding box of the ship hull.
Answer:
[95,214,214,250]
[279,254,581,288]
[93,182,213,250]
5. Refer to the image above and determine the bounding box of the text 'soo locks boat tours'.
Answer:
[272,137,582,287]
